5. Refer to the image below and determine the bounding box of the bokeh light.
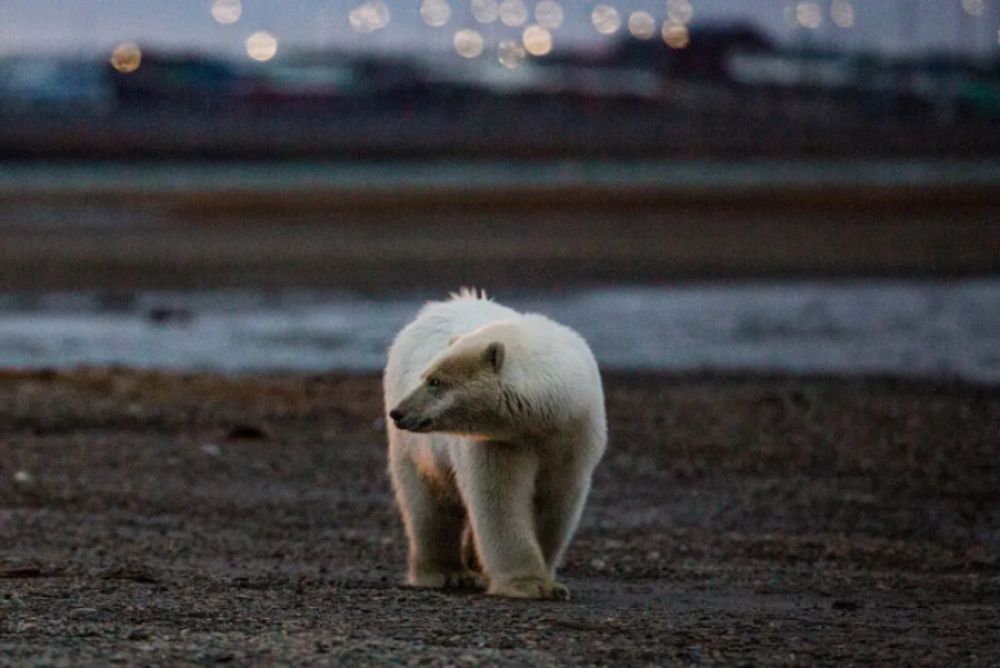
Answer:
[497,39,526,68]
[535,1,564,30]
[830,1,855,29]
[210,0,242,25]
[454,29,484,58]
[499,0,528,27]
[795,2,822,29]
[420,0,451,27]
[666,0,694,25]
[471,0,499,24]
[591,5,621,34]
[245,31,278,61]
[110,43,142,73]
[349,1,391,33]
[962,0,985,17]
[628,11,657,40]
[661,21,689,48]
[523,25,553,56]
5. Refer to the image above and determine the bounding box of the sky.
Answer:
[0,0,998,60]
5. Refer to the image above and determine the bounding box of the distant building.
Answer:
[109,54,237,107]
[609,23,773,80]
[0,57,111,112]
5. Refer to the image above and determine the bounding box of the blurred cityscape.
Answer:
[2,0,999,159]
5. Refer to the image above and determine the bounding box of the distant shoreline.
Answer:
[3,103,1000,161]
[1,158,998,291]
[2,158,999,218]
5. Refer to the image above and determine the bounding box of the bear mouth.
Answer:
[395,416,434,433]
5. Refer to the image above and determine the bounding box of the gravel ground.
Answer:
[1,369,998,665]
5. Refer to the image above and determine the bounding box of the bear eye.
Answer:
[426,377,442,388]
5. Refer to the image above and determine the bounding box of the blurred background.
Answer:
[1,0,998,380]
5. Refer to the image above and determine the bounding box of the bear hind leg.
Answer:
[390,454,480,590]
[460,522,483,574]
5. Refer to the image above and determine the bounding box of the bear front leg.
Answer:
[454,443,569,600]
[534,475,590,578]
[389,452,478,589]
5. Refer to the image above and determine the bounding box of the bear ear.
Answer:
[483,341,505,373]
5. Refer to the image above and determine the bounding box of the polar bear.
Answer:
[383,289,607,600]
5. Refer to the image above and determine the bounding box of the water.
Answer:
[2,159,998,197]
[1,281,997,383]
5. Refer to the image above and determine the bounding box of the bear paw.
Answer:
[408,567,484,590]
[489,576,570,601]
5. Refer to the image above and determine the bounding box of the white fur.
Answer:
[384,289,607,599]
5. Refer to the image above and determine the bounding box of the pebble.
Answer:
[200,651,234,663]
[1,593,25,609]
[590,558,607,570]
[201,443,222,457]
[832,600,861,611]
[68,607,99,619]
[227,424,268,441]
[13,470,33,485]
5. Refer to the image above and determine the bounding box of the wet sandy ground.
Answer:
[1,369,998,665]
[3,190,1000,292]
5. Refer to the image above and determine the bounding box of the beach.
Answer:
[1,161,999,664]
[2,368,998,665]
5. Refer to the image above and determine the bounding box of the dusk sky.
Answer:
[1,0,999,60]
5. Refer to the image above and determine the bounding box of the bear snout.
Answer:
[389,407,434,432]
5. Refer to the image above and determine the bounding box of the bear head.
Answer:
[389,334,510,439]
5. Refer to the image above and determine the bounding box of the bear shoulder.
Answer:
[501,315,604,414]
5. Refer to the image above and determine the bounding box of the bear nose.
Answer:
[389,409,405,422]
